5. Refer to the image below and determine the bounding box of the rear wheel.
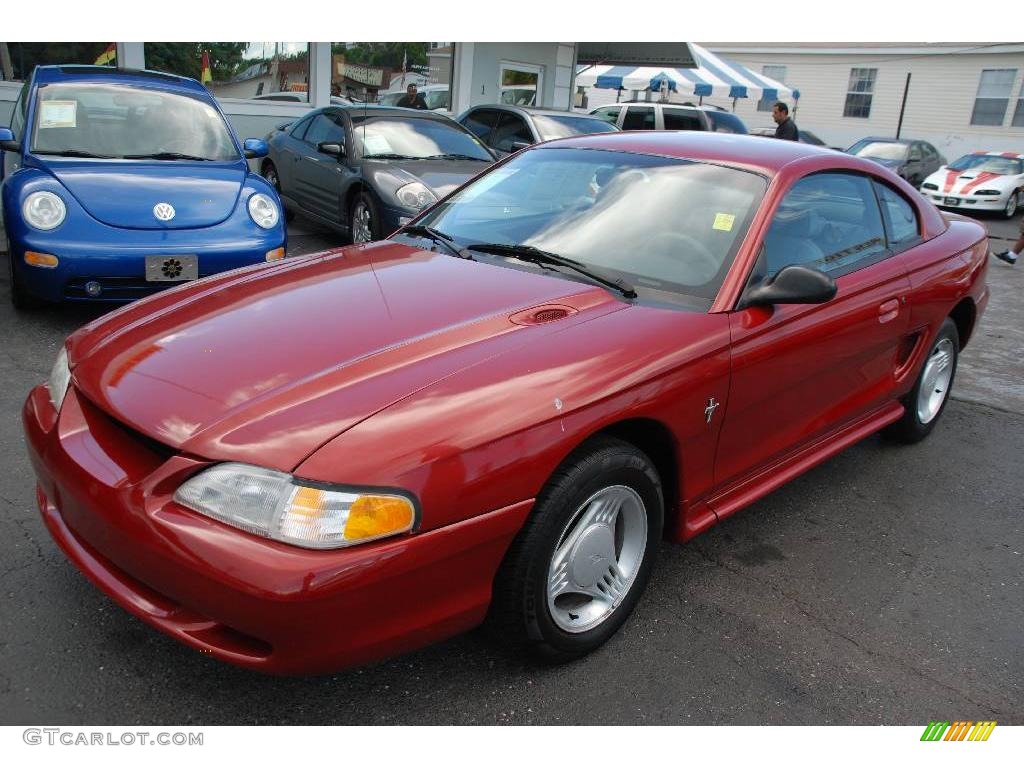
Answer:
[488,437,663,662]
[885,318,959,443]
[262,162,294,222]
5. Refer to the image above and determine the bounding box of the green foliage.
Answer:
[143,43,248,81]
[3,42,111,80]
[330,43,429,70]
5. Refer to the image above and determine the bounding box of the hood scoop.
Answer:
[509,304,578,326]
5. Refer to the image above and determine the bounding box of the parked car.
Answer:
[457,104,618,157]
[0,65,285,308]
[261,105,495,242]
[378,84,450,111]
[24,132,988,674]
[590,101,749,134]
[753,126,832,147]
[920,151,1024,219]
[845,137,945,187]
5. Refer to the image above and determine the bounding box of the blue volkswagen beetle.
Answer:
[0,65,286,308]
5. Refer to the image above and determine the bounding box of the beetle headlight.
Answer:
[396,181,437,210]
[173,463,417,549]
[23,191,66,231]
[247,193,280,229]
[47,345,71,412]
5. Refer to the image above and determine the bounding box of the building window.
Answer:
[499,62,541,106]
[843,68,877,118]
[0,42,113,82]
[757,65,787,111]
[971,69,1016,126]
[1014,78,1024,127]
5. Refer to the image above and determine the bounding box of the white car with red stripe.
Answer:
[921,151,1024,218]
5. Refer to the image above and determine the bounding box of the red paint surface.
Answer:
[26,133,990,673]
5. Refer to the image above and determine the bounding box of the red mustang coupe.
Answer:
[24,132,989,674]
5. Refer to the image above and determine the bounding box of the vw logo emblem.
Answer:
[153,203,176,221]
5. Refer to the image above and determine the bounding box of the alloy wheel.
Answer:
[916,337,955,424]
[352,201,373,243]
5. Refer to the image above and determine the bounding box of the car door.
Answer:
[293,111,353,223]
[274,114,315,198]
[490,112,534,157]
[621,105,657,131]
[661,107,704,132]
[714,171,912,494]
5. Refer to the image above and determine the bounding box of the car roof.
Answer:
[467,104,608,119]
[31,65,206,94]
[538,130,844,175]
[328,104,458,122]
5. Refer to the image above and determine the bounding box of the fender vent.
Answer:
[509,305,578,326]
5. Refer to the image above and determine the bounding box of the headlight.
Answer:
[22,191,66,231]
[247,193,280,229]
[47,345,71,412]
[173,463,417,549]
[396,182,437,210]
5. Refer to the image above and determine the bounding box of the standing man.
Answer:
[396,83,428,110]
[994,220,1022,265]
[772,101,799,141]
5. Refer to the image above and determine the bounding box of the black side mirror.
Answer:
[509,140,532,152]
[743,264,837,307]
[0,127,18,153]
[318,141,345,158]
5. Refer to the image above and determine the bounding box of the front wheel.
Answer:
[885,318,959,443]
[1003,190,1020,219]
[488,437,663,662]
[349,191,381,244]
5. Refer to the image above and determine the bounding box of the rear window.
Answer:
[705,111,748,134]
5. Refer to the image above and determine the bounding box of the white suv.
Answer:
[590,102,748,134]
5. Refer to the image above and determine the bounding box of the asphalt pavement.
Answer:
[0,212,1021,725]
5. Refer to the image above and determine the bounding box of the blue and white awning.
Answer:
[576,43,799,101]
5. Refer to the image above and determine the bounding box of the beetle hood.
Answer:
[67,242,626,470]
[43,161,246,229]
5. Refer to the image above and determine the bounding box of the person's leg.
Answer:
[995,222,1023,264]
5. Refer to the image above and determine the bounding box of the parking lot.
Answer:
[0,212,1021,726]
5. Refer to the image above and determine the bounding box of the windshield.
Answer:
[31,82,238,160]
[948,154,1023,175]
[847,140,907,161]
[353,117,492,160]
[423,90,450,110]
[531,114,618,141]
[411,147,766,306]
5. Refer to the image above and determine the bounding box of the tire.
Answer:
[1003,190,1020,219]
[7,253,44,310]
[262,162,294,222]
[487,436,663,662]
[885,318,959,444]
[349,190,381,244]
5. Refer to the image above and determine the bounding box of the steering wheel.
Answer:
[645,232,721,285]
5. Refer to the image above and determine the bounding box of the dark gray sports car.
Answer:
[261,105,496,242]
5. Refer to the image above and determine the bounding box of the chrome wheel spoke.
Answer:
[916,337,955,424]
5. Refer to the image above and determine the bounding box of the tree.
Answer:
[143,42,247,81]
[331,43,429,71]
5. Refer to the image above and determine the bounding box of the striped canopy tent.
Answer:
[576,43,799,104]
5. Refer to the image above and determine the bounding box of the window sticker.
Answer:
[712,212,735,232]
[362,135,393,155]
[39,101,78,129]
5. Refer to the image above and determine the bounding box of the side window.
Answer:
[461,109,500,145]
[10,83,29,140]
[303,114,344,147]
[763,173,888,278]
[662,108,703,131]
[706,111,747,134]
[592,106,622,125]
[621,105,656,130]
[289,115,315,141]
[491,113,533,153]
[873,181,921,249]
[907,143,922,162]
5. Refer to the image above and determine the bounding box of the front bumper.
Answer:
[9,231,286,303]
[924,191,1010,212]
[24,384,532,674]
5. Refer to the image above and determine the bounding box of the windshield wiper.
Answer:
[122,152,213,161]
[424,153,491,162]
[34,149,114,158]
[466,242,636,299]
[362,153,419,160]
[401,225,474,260]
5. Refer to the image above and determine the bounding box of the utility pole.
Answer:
[896,72,911,139]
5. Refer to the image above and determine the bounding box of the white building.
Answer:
[703,42,1024,159]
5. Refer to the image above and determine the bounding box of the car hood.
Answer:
[44,160,246,229]
[362,158,491,200]
[67,242,626,470]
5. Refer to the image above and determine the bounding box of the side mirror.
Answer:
[0,127,18,153]
[317,141,345,158]
[510,140,532,152]
[743,264,837,307]
[243,138,268,159]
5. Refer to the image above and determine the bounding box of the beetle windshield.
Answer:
[411,147,766,305]
[353,116,492,161]
[31,81,239,161]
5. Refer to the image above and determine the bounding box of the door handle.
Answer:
[878,298,900,324]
